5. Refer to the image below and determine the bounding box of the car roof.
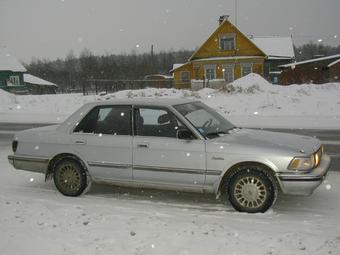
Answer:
[84,97,198,107]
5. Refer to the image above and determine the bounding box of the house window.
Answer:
[241,63,253,77]
[204,65,216,80]
[9,76,20,86]
[180,71,190,83]
[220,34,235,51]
[223,64,235,83]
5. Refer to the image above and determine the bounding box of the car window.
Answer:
[134,107,189,138]
[74,105,131,135]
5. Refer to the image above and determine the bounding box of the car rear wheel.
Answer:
[53,158,87,196]
[227,167,277,213]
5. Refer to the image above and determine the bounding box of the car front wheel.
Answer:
[53,158,87,196]
[227,167,277,213]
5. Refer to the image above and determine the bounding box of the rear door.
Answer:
[72,105,133,181]
[132,106,206,189]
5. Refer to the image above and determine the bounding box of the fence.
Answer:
[83,79,173,95]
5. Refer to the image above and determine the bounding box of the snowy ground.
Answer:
[1,73,340,129]
[0,142,340,255]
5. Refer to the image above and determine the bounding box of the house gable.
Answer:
[189,18,266,61]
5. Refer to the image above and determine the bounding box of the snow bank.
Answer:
[1,74,340,129]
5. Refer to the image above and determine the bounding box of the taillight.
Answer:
[12,140,18,153]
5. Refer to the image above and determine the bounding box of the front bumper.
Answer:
[277,153,331,195]
[8,154,49,174]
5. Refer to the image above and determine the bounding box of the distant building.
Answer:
[144,74,173,88]
[24,74,58,94]
[0,48,28,94]
[279,54,340,85]
[170,16,294,88]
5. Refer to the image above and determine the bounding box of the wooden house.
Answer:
[0,48,28,94]
[24,74,58,94]
[279,54,340,85]
[171,16,294,88]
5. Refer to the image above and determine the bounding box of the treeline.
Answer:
[26,49,193,91]
[294,42,340,61]
[26,43,340,91]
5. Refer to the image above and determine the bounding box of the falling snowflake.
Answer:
[317,39,323,43]
[334,35,338,39]
[151,244,155,248]
[254,111,258,115]
[326,184,332,190]
[136,44,140,48]
[30,178,34,182]
[289,26,293,31]
[186,152,191,157]
[34,146,39,150]
[16,105,21,109]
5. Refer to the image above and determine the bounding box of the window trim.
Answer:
[222,64,235,83]
[204,64,216,80]
[219,33,236,51]
[180,71,190,83]
[241,62,253,77]
[72,105,133,136]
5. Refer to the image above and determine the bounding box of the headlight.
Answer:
[288,155,315,171]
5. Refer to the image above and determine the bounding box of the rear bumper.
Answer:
[278,154,331,195]
[8,154,49,174]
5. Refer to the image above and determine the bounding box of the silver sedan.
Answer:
[8,98,331,213]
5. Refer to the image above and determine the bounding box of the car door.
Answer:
[132,106,206,189]
[72,105,133,181]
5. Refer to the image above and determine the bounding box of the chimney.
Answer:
[219,15,229,25]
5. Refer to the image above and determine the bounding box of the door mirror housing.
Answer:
[177,129,195,140]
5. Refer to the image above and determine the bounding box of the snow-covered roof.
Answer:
[280,54,340,68]
[250,36,295,59]
[0,48,27,72]
[24,74,57,86]
[328,59,340,68]
[170,63,186,72]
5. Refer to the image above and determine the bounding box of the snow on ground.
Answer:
[0,142,340,254]
[1,73,340,129]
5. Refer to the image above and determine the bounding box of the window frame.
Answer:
[204,64,216,80]
[223,64,235,83]
[72,105,133,136]
[9,75,20,86]
[180,71,190,83]
[241,63,253,77]
[132,105,198,139]
[219,33,236,51]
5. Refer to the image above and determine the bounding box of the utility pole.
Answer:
[235,0,238,26]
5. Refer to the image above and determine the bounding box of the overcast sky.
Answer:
[1,0,339,63]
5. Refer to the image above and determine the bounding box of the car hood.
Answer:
[211,128,321,155]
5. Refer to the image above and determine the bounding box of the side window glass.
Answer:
[73,107,99,133]
[74,106,131,135]
[135,107,190,138]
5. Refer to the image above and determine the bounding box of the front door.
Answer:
[72,105,133,181]
[132,106,206,189]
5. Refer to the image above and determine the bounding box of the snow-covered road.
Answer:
[1,143,340,255]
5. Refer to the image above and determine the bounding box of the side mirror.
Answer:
[177,129,195,140]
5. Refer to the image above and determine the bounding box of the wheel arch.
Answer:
[215,161,281,195]
[45,153,89,181]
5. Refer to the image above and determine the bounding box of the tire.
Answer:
[53,158,87,196]
[226,166,277,213]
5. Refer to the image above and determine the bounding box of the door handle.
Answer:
[137,143,149,148]
[75,140,86,145]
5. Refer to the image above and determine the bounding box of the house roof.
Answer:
[279,54,340,68]
[24,74,57,86]
[250,36,295,59]
[0,48,27,72]
[170,63,186,72]
[328,59,340,67]
[188,18,266,61]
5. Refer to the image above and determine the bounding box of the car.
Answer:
[8,98,331,213]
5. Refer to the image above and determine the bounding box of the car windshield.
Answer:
[174,101,235,139]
